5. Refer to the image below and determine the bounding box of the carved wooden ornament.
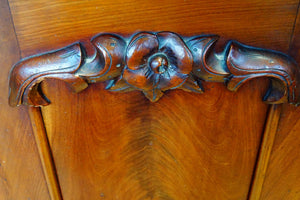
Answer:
[9,32,300,106]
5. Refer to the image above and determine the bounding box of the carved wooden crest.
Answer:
[8,32,300,106]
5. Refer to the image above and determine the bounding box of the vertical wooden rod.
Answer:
[248,104,282,200]
[28,106,63,200]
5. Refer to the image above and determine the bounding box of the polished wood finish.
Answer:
[189,37,300,104]
[248,104,282,200]
[257,9,300,200]
[289,4,300,64]
[4,0,300,199]
[8,43,86,107]
[0,0,50,199]
[260,104,300,200]
[8,0,299,58]
[28,107,63,200]
[40,79,268,200]
[8,32,300,106]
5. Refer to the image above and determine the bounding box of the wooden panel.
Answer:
[28,107,63,200]
[6,0,299,199]
[260,105,300,200]
[259,7,300,200]
[8,0,299,57]
[289,4,300,63]
[248,105,282,200]
[41,79,268,200]
[0,0,50,199]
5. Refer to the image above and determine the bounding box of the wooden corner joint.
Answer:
[8,32,300,106]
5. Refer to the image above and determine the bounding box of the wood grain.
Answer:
[40,78,269,200]
[257,7,300,200]
[28,107,63,200]
[259,104,300,200]
[289,2,300,64]
[248,104,282,200]
[8,0,299,57]
[0,0,50,199]
[6,0,300,199]
[9,32,300,107]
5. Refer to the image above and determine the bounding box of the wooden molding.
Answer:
[28,107,63,200]
[8,32,300,106]
[248,104,282,200]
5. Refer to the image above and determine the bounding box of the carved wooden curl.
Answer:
[8,32,300,106]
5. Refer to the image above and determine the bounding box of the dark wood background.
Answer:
[0,0,299,199]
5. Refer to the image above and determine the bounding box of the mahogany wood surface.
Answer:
[8,31,300,199]
[40,79,268,200]
[248,104,282,200]
[8,30,300,199]
[258,10,300,200]
[4,0,300,199]
[8,0,299,57]
[0,0,50,199]
[28,107,63,200]
[289,4,300,64]
[260,104,300,200]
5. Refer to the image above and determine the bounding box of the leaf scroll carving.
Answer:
[8,32,300,106]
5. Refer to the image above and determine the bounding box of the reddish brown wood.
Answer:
[259,104,300,200]
[0,0,50,199]
[248,104,282,200]
[28,107,63,200]
[6,1,300,199]
[258,6,300,200]
[189,37,300,104]
[113,32,200,102]
[8,0,299,58]
[8,32,300,106]
[40,78,269,200]
[289,4,300,64]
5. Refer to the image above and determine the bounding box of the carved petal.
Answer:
[157,32,193,74]
[126,32,159,70]
[122,67,156,91]
[158,69,188,91]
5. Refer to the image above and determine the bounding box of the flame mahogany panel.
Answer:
[8,32,300,107]
[40,78,269,200]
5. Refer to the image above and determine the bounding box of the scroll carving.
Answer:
[8,32,300,106]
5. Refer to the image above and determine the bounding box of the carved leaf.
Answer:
[143,89,164,102]
[179,75,204,93]
[106,76,135,92]
[226,41,299,105]
[9,43,87,106]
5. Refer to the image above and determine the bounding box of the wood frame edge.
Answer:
[28,107,63,200]
[248,104,282,200]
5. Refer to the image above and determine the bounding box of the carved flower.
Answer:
[107,32,203,102]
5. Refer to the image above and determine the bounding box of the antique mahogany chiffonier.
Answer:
[1,0,300,200]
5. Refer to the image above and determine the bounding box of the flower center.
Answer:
[149,54,169,74]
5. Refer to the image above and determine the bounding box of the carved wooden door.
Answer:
[1,0,300,200]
